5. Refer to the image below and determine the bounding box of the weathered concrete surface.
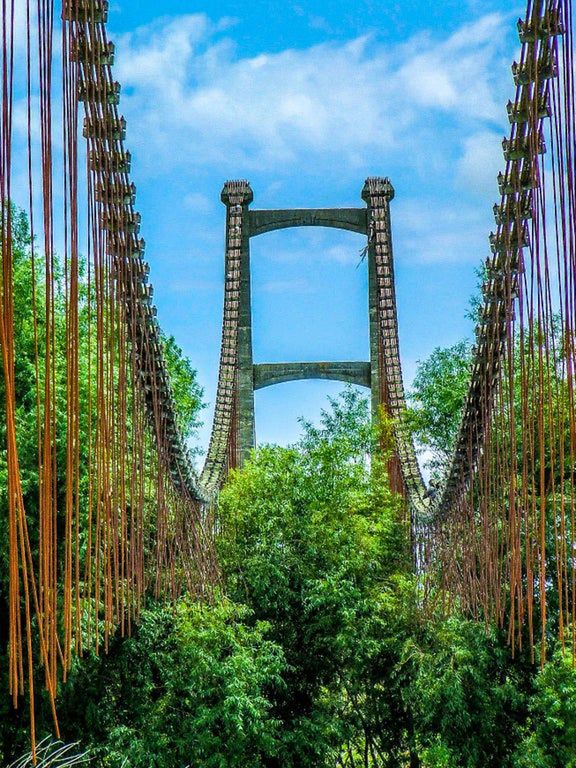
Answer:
[253,361,371,391]
[362,178,395,425]
[249,208,368,238]
[221,182,391,468]
[221,182,255,468]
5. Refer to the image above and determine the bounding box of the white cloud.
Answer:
[183,192,214,214]
[394,198,492,264]
[394,14,510,122]
[8,9,519,276]
[456,130,503,196]
[112,12,511,175]
[11,0,30,53]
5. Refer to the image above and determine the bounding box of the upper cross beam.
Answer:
[249,208,368,237]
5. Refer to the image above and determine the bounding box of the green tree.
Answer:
[404,615,530,768]
[161,333,204,443]
[513,649,576,768]
[217,387,542,768]
[6,211,576,768]
[406,341,472,476]
[218,388,411,766]
[0,210,206,761]
[58,597,285,768]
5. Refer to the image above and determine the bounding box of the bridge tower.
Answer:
[201,177,425,501]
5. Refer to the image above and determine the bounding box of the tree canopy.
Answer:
[2,214,576,767]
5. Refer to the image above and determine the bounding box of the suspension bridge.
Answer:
[1,0,575,759]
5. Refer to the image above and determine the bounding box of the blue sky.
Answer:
[13,0,524,461]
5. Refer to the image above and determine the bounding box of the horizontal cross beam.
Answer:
[249,208,368,237]
[253,361,371,390]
